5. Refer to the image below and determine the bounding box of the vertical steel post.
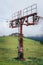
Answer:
[19,20,23,60]
[18,19,24,60]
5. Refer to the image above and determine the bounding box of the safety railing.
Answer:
[23,4,37,16]
[12,4,37,20]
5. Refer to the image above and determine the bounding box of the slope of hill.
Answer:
[0,36,43,65]
[27,36,43,42]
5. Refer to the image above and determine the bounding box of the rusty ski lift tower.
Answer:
[9,4,39,60]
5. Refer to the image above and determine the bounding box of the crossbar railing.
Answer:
[12,4,37,20]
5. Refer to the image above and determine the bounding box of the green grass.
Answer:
[0,36,43,65]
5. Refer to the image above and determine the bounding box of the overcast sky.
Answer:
[0,0,43,37]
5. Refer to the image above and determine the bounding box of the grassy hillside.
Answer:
[0,36,43,65]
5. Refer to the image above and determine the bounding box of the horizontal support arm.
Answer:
[23,23,34,26]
